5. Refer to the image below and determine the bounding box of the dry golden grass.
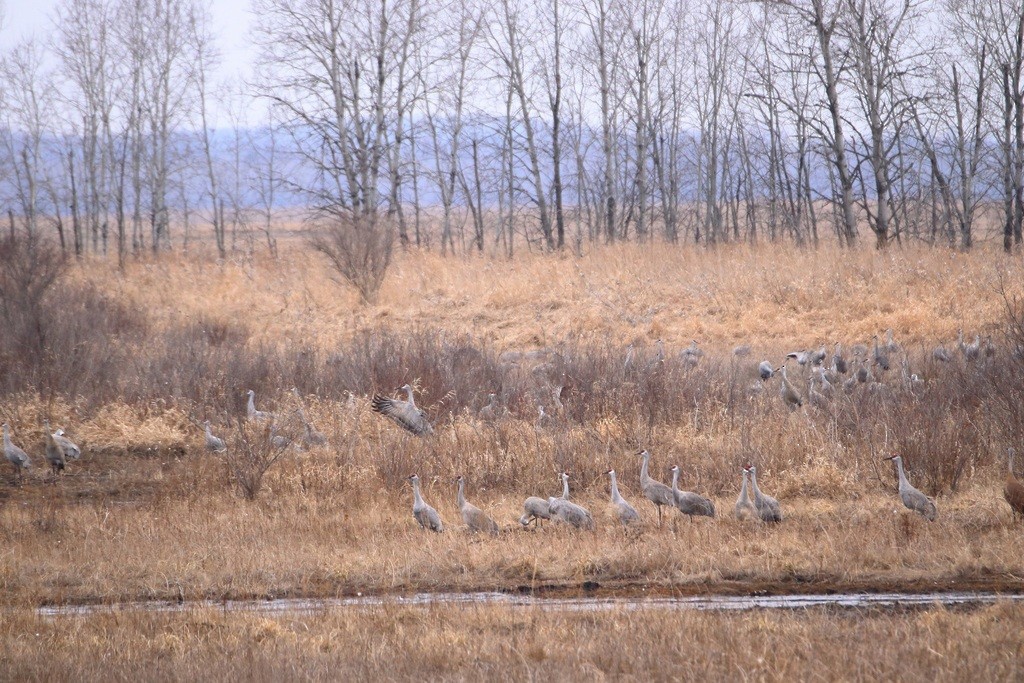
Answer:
[3,601,1023,680]
[2,241,1023,612]
[76,241,1020,352]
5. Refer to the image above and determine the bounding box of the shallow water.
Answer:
[35,590,1024,618]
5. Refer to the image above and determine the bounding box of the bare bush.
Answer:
[310,215,395,305]
[0,234,66,357]
[224,416,295,500]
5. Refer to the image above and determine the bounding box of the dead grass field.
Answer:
[3,601,1023,680]
[2,242,1024,604]
[79,241,1018,352]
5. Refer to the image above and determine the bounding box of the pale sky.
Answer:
[0,0,257,84]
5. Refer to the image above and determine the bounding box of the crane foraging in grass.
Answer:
[519,473,569,528]
[456,475,499,534]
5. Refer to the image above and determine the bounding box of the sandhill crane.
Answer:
[832,343,848,374]
[745,465,782,523]
[984,335,996,360]
[557,472,572,500]
[606,469,641,526]
[301,420,328,447]
[3,423,31,482]
[808,346,827,366]
[786,350,809,365]
[1005,448,1024,523]
[535,405,550,430]
[548,496,595,530]
[519,497,551,528]
[624,343,636,373]
[959,329,981,361]
[933,345,951,362]
[669,465,715,520]
[872,335,890,371]
[455,475,499,534]
[807,374,829,409]
[842,370,858,394]
[778,364,802,410]
[648,339,666,369]
[407,474,443,532]
[883,455,937,521]
[478,394,499,421]
[735,467,756,521]
[638,449,674,527]
[856,358,871,384]
[291,388,327,446]
[851,343,868,358]
[733,345,751,358]
[681,340,703,368]
[371,384,434,436]
[246,390,273,422]
[203,421,226,452]
[43,424,66,479]
[813,366,834,397]
[758,360,774,381]
[49,425,80,461]
[884,328,900,354]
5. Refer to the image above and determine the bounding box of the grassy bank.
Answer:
[4,601,1023,680]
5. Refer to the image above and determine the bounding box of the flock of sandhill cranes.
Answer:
[4,328,1023,533]
[401,447,958,533]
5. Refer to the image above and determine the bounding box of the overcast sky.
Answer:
[0,0,257,83]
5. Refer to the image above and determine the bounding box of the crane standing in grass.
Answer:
[43,425,66,480]
[408,474,444,532]
[745,464,782,523]
[548,473,594,530]
[778,364,802,410]
[3,423,31,483]
[605,468,641,526]
[883,455,937,521]
[203,421,226,452]
[246,390,273,422]
[735,467,756,521]
[669,465,715,520]
[638,450,675,527]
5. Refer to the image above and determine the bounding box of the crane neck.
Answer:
[739,470,749,498]
[560,476,570,500]
[749,468,761,497]
[411,480,424,507]
[404,386,416,405]
[457,478,466,508]
[671,468,680,493]
[248,394,256,411]
[2,426,10,447]
[609,472,621,503]
[639,454,650,484]
[894,458,909,489]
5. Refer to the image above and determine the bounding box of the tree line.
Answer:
[1,0,1023,269]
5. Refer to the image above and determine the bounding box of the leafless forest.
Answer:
[2,0,1024,276]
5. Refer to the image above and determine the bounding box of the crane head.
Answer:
[605,468,615,475]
